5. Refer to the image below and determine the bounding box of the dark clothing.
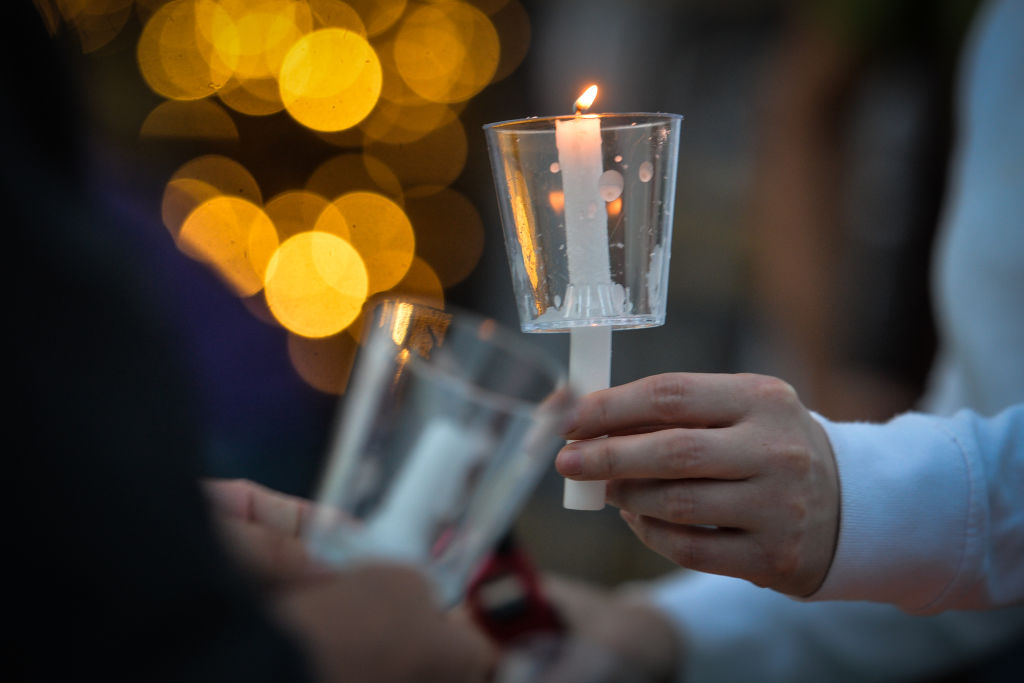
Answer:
[10,5,312,680]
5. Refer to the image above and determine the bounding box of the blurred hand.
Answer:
[538,575,678,683]
[205,479,496,682]
[202,478,324,586]
[276,563,496,683]
[555,373,839,597]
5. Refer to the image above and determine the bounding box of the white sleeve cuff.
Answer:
[810,412,973,612]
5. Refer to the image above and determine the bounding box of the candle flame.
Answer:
[574,85,598,114]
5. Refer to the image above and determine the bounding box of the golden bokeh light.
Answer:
[279,28,382,131]
[392,1,499,104]
[489,0,531,83]
[171,154,263,201]
[162,176,222,240]
[306,153,403,205]
[388,254,444,306]
[404,186,484,287]
[218,76,286,116]
[140,99,240,140]
[311,126,365,148]
[241,290,284,328]
[358,98,458,145]
[179,196,280,297]
[343,0,406,37]
[363,114,467,187]
[287,331,359,395]
[220,0,313,81]
[60,0,135,53]
[332,191,415,294]
[39,0,530,395]
[264,231,369,338]
[373,29,431,107]
[310,200,352,241]
[344,254,444,342]
[468,0,512,15]
[134,0,167,22]
[266,190,346,242]
[137,0,238,101]
[166,155,264,233]
[308,0,366,35]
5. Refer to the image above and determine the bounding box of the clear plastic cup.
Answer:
[484,113,682,332]
[306,299,575,605]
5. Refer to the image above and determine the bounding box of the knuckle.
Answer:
[663,429,704,473]
[647,373,689,422]
[664,487,697,523]
[747,374,800,408]
[774,443,812,476]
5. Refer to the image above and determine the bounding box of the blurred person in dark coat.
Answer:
[9,4,492,681]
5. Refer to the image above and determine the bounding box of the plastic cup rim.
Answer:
[483,112,683,133]
[366,297,572,417]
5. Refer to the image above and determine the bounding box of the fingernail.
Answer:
[555,446,582,477]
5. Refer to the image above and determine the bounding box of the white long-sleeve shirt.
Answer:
[650,406,1024,683]
[812,406,1023,613]
[648,0,1024,679]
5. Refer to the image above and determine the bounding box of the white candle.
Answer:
[566,326,610,509]
[367,419,490,560]
[556,114,612,288]
[556,86,612,511]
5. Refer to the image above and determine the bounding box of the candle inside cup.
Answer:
[556,85,611,511]
[555,88,612,293]
[367,418,490,560]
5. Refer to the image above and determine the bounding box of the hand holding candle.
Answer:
[484,89,682,511]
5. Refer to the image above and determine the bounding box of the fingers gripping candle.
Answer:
[557,85,611,511]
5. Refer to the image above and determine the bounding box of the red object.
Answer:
[465,535,564,645]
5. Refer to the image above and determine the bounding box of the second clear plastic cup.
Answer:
[306,299,575,605]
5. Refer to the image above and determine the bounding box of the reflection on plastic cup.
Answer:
[306,299,574,605]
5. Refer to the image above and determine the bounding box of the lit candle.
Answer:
[556,85,612,292]
[556,85,611,511]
